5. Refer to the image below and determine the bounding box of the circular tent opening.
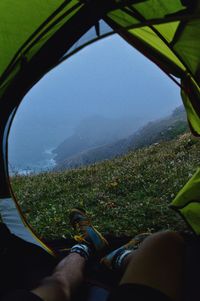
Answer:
[8,35,191,241]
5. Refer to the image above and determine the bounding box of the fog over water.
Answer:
[8,35,182,173]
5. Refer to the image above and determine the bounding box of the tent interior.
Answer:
[0,0,200,300]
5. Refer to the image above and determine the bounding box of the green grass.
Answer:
[10,132,200,240]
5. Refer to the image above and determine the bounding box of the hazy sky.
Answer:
[15,34,182,123]
[9,34,183,169]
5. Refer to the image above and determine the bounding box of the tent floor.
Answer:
[1,223,200,301]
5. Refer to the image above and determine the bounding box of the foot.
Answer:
[101,233,151,270]
[69,208,109,252]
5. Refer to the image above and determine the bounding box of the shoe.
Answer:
[69,208,109,252]
[101,233,151,269]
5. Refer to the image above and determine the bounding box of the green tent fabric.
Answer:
[171,168,200,235]
[0,0,199,246]
[0,1,64,74]
[0,0,83,97]
[181,77,200,135]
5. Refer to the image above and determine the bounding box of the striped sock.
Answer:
[70,243,92,260]
[114,249,132,269]
[101,234,151,270]
[101,247,133,270]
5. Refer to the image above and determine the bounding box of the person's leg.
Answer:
[101,233,151,270]
[32,208,108,301]
[2,208,108,301]
[118,231,185,301]
[32,252,85,301]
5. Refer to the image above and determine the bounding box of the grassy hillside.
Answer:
[10,132,200,240]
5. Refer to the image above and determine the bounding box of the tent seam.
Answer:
[122,5,197,83]
[0,1,82,87]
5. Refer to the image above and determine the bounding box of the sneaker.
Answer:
[101,233,151,270]
[69,208,109,252]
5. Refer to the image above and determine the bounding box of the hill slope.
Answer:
[53,115,143,165]
[55,106,188,170]
[11,131,200,240]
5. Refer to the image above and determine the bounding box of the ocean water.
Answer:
[9,148,56,176]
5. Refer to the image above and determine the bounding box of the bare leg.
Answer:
[120,231,185,301]
[32,208,109,301]
[32,253,85,301]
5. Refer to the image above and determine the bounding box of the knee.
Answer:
[41,273,70,300]
[144,231,184,244]
[142,231,185,256]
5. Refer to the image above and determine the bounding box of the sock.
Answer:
[70,243,92,260]
[114,249,132,269]
[105,247,133,270]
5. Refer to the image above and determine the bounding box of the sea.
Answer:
[9,148,57,176]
